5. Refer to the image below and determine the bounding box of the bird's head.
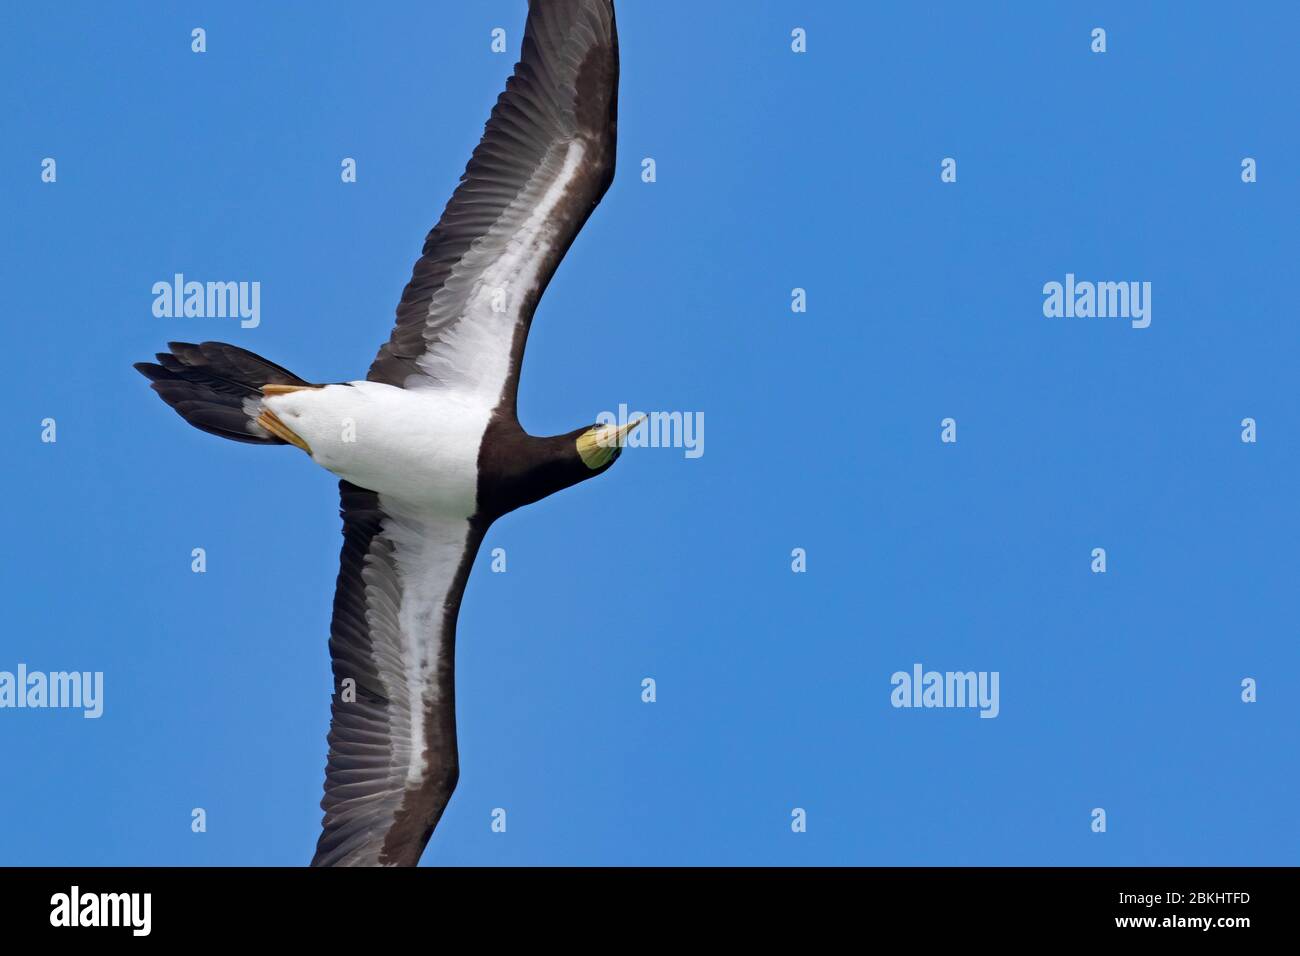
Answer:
[478,415,646,519]
[575,415,646,472]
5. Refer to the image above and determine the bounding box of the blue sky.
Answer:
[1,0,1297,865]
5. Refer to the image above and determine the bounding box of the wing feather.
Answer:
[312,483,484,867]
[368,0,619,411]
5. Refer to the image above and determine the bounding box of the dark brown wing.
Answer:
[312,483,484,866]
[368,0,619,417]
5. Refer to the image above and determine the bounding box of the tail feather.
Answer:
[134,341,312,444]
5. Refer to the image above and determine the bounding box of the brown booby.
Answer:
[133,0,634,866]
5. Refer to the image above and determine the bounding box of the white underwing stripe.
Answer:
[413,139,588,401]
[378,501,470,784]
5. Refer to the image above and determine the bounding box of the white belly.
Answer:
[262,381,490,514]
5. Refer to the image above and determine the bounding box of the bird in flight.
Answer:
[134,0,631,866]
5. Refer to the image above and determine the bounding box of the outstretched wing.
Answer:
[368,0,619,412]
[312,483,484,867]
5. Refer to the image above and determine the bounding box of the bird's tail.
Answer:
[134,341,313,445]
